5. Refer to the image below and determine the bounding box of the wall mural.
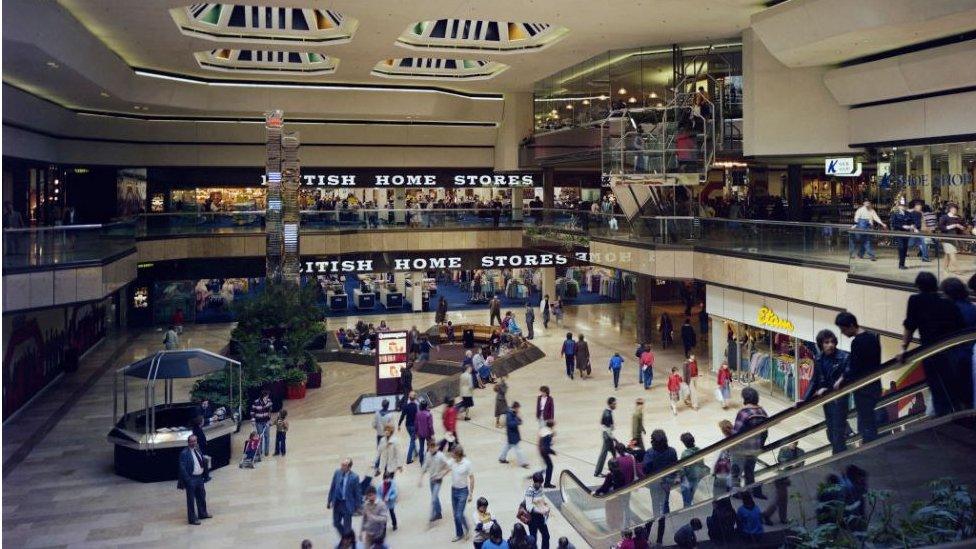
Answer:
[2,300,107,420]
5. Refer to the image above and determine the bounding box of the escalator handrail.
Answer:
[559,328,976,500]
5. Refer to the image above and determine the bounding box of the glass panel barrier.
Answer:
[846,227,970,287]
[2,222,136,269]
[557,330,976,546]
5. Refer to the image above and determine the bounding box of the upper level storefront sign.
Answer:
[145,167,538,189]
[757,306,795,332]
[825,157,862,177]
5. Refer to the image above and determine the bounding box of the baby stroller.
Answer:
[239,422,270,469]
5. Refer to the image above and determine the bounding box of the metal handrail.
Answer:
[558,328,976,502]
[2,220,135,233]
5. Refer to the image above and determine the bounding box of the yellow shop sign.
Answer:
[757,306,794,332]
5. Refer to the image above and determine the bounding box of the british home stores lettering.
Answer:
[261,173,536,187]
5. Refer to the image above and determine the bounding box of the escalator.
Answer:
[556,331,976,547]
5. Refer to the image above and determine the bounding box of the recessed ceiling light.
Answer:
[46,61,59,69]
[598,94,608,101]
[656,102,663,107]
[649,92,657,98]
[618,88,627,95]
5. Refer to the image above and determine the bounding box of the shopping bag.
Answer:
[714,387,724,402]
[679,382,690,400]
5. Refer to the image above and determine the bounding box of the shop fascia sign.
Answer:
[825,157,862,177]
[302,251,588,274]
[260,172,537,188]
[879,172,974,188]
[757,305,794,332]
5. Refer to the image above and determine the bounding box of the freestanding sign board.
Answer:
[376,331,408,396]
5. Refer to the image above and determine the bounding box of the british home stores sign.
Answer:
[302,251,591,274]
[261,172,538,187]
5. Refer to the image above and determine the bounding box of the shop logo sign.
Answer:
[825,157,862,177]
[757,306,794,332]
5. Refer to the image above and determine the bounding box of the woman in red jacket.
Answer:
[717,361,733,409]
[667,367,683,416]
[442,396,459,443]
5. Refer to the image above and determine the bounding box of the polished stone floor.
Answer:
[2,302,807,549]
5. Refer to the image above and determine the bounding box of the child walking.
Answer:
[273,409,289,456]
[379,471,399,531]
[667,367,683,416]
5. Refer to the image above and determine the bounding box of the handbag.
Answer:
[516,502,532,524]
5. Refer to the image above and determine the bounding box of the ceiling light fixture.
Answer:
[628,97,636,104]
[566,104,573,110]
[649,92,657,98]
[100,91,110,98]
[618,88,627,95]
[582,99,590,105]
[598,95,608,101]
[46,61,60,69]
[133,69,503,101]
[656,102,663,107]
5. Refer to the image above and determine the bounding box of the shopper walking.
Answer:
[416,400,434,464]
[608,352,624,389]
[494,376,509,428]
[273,409,288,456]
[164,325,181,350]
[679,433,709,507]
[849,199,886,261]
[536,386,555,427]
[659,313,674,349]
[525,304,535,340]
[938,204,967,274]
[360,485,389,545]
[680,319,697,358]
[443,396,460,443]
[762,441,805,526]
[717,361,732,409]
[250,390,273,460]
[683,355,699,410]
[418,439,450,524]
[731,387,768,498]
[449,445,475,542]
[498,402,530,467]
[595,397,617,477]
[891,202,917,270]
[458,365,475,421]
[436,296,449,324]
[560,333,577,380]
[524,472,552,549]
[805,329,851,454]
[378,471,399,532]
[667,367,683,416]
[902,272,968,414]
[575,334,592,378]
[489,295,503,326]
[373,399,397,448]
[398,391,419,464]
[177,435,211,525]
[834,312,884,442]
[642,429,678,545]
[631,398,647,450]
[375,425,404,477]
[541,295,551,329]
[538,420,557,488]
[327,458,362,537]
[639,344,655,389]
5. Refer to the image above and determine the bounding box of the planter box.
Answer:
[307,371,322,389]
[286,383,307,399]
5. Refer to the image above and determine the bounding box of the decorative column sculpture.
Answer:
[264,110,301,284]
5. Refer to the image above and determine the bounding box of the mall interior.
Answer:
[3,1,976,548]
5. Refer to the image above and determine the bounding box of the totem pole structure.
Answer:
[264,110,301,284]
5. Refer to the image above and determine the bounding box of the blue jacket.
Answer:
[562,339,576,356]
[506,410,522,444]
[805,349,850,401]
[178,447,210,484]
[608,355,624,370]
[379,478,398,506]
[328,469,362,514]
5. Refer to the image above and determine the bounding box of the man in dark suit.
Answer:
[178,435,211,525]
[327,458,361,537]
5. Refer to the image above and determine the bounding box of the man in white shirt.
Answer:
[177,435,211,525]
[850,200,887,260]
[449,445,475,542]
[419,442,451,523]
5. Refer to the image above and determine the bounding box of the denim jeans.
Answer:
[430,479,443,520]
[824,400,850,454]
[642,367,653,389]
[848,219,875,258]
[451,486,470,537]
[274,431,286,455]
[611,368,621,388]
[417,437,427,465]
[909,236,930,260]
[680,477,701,507]
[406,425,417,463]
[255,421,270,456]
[854,381,882,443]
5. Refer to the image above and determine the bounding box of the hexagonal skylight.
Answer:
[194,49,338,75]
[397,19,568,53]
[371,58,508,81]
[171,4,357,44]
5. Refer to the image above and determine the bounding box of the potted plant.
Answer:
[306,363,323,389]
[283,368,308,400]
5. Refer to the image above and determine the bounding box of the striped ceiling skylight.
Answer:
[397,19,568,53]
[171,4,357,44]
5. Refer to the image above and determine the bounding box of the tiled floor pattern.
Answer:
[2,304,812,549]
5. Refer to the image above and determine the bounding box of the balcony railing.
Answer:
[2,222,137,271]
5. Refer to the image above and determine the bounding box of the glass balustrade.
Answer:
[2,222,137,269]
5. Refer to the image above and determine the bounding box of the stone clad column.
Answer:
[394,189,407,224]
[410,272,423,312]
[634,274,654,344]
